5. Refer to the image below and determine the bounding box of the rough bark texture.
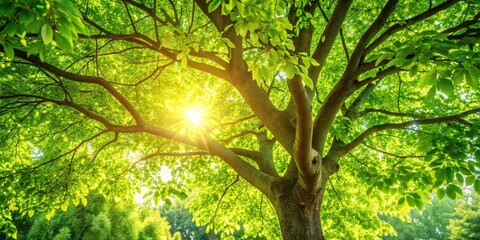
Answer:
[270,178,326,239]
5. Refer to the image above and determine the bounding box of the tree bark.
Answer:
[270,178,326,240]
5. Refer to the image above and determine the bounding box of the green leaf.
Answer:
[285,63,299,79]
[419,69,437,88]
[465,65,479,90]
[414,198,424,211]
[208,0,222,13]
[426,85,436,102]
[416,136,432,153]
[181,57,188,68]
[447,184,462,195]
[0,3,16,16]
[406,195,415,207]
[301,74,314,89]
[81,197,88,206]
[445,167,454,183]
[397,197,406,205]
[45,209,55,220]
[409,64,418,77]
[4,22,18,37]
[235,21,248,38]
[452,67,464,84]
[3,42,14,59]
[459,166,472,176]
[55,33,73,52]
[176,52,185,60]
[465,176,475,185]
[474,179,480,194]
[436,188,445,200]
[438,78,454,96]
[309,58,320,66]
[28,210,35,218]
[435,168,446,182]
[60,202,68,212]
[41,24,54,45]
[455,173,464,184]
[20,38,27,47]
[445,186,456,200]
[19,10,35,26]
[222,38,235,48]
[235,1,245,16]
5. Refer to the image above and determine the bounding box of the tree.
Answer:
[1,0,479,239]
[159,204,211,240]
[10,191,177,240]
[381,195,455,239]
[159,202,264,239]
[448,191,480,239]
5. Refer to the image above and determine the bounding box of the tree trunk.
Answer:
[270,179,326,240]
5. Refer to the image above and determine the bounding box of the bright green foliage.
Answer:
[448,191,480,240]
[6,191,177,240]
[160,202,264,240]
[160,203,210,240]
[381,195,455,239]
[1,0,480,239]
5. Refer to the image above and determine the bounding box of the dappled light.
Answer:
[1,0,479,239]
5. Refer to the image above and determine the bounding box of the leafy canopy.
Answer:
[0,0,480,238]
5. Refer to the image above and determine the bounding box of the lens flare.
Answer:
[186,108,203,128]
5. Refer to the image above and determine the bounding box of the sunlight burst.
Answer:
[185,107,204,128]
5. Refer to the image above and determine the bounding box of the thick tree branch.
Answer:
[311,0,353,74]
[288,75,319,181]
[346,0,399,80]
[234,79,295,155]
[344,83,377,120]
[312,0,398,156]
[141,124,275,195]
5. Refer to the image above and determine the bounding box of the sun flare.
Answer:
[185,108,204,128]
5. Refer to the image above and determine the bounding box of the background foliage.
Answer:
[1,0,479,238]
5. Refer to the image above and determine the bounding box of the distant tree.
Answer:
[381,196,455,239]
[159,202,265,240]
[159,204,209,240]
[11,192,177,240]
[448,192,480,240]
[1,0,480,239]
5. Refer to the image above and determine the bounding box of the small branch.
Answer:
[355,66,400,88]
[361,108,423,119]
[121,0,138,32]
[348,153,368,167]
[7,47,145,125]
[340,108,480,156]
[318,5,350,61]
[365,0,461,54]
[328,178,342,203]
[215,115,256,128]
[362,143,423,159]
[220,130,257,143]
[442,11,480,34]
[210,175,240,231]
